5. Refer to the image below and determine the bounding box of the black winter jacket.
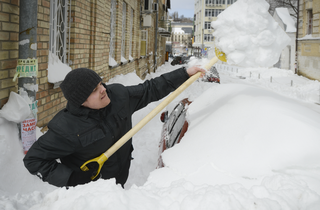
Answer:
[23,67,190,187]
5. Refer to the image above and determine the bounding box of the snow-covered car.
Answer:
[157,66,221,167]
[170,56,191,66]
[157,98,191,168]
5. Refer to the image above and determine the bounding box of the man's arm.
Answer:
[127,66,205,113]
[23,130,75,187]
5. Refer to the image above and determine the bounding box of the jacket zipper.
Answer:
[99,110,123,173]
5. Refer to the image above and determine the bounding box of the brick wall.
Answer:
[0,0,19,108]
[0,0,168,128]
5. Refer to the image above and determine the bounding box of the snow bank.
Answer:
[156,84,320,188]
[1,62,320,209]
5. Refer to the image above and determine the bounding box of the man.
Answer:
[23,66,206,187]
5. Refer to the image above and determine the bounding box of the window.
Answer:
[228,0,237,4]
[49,0,71,66]
[204,34,214,42]
[141,30,148,56]
[205,9,223,17]
[109,0,117,64]
[129,8,134,59]
[307,10,313,35]
[204,21,211,29]
[121,3,127,60]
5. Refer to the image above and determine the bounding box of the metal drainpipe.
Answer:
[154,0,159,72]
[19,0,37,100]
[295,0,300,74]
[18,0,38,153]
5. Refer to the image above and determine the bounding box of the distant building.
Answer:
[193,0,237,53]
[168,22,193,55]
[296,0,320,81]
[192,0,237,55]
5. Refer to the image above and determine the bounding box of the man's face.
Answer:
[82,82,111,109]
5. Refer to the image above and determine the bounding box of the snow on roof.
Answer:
[275,8,296,33]
[172,27,185,34]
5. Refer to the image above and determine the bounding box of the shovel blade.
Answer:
[215,48,227,62]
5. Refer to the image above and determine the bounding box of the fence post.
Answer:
[270,76,272,83]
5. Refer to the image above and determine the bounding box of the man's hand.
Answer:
[186,66,207,78]
[67,162,100,187]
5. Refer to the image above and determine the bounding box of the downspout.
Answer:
[295,0,300,74]
[18,0,38,153]
[154,0,159,72]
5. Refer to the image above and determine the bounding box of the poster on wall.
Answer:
[21,118,37,154]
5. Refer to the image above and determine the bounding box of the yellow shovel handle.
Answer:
[81,56,220,180]
[80,153,108,180]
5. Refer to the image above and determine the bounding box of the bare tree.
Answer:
[171,11,179,20]
[266,0,298,19]
[170,11,193,22]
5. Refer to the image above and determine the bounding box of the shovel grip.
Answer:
[80,153,108,180]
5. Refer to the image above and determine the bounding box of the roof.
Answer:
[274,8,296,33]
[172,28,185,34]
[181,27,193,34]
[171,22,193,26]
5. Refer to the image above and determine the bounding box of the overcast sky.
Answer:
[170,0,195,18]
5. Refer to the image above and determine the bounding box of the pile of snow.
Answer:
[212,0,291,67]
[47,51,72,83]
[155,83,320,188]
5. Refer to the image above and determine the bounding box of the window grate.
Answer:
[129,8,134,58]
[110,0,117,60]
[49,0,71,65]
[121,3,127,58]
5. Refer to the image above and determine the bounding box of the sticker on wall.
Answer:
[29,100,38,121]
[13,59,38,82]
[21,117,37,154]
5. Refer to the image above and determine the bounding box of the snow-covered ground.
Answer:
[1,60,320,209]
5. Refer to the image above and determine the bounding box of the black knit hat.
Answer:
[60,68,102,107]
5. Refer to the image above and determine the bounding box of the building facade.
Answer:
[297,0,320,81]
[193,0,237,52]
[169,22,193,55]
[0,0,170,128]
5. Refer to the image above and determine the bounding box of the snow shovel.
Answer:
[80,49,227,179]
